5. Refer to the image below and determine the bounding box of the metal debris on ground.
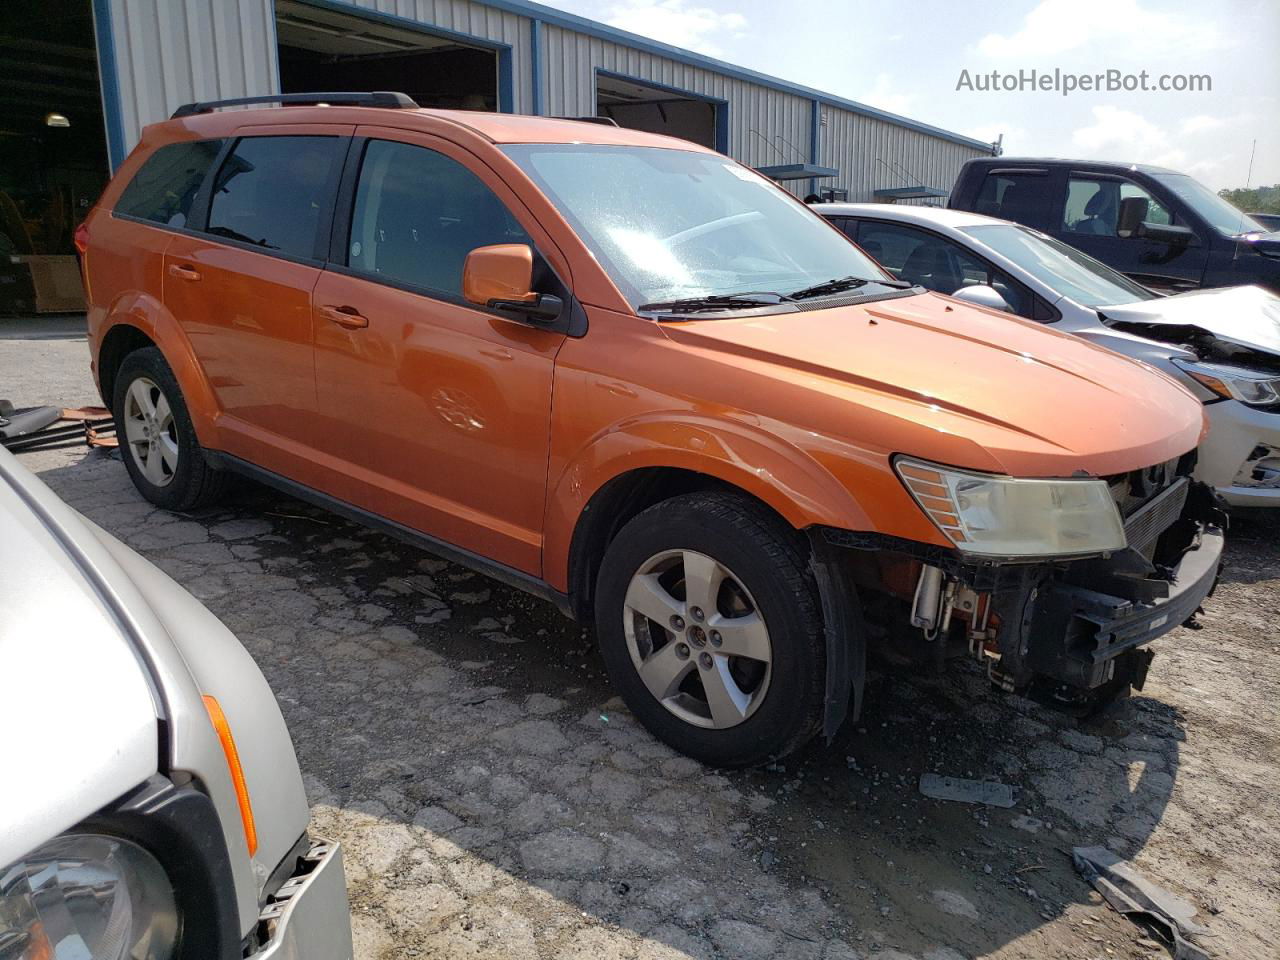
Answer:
[0,401,116,451]
[918,773,1016,808]
[1072,846,1213,960]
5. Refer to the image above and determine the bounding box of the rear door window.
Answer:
[345,139,531,298]
[973,171,1050,228]
[205,136,346,260]
[115,139,226,227]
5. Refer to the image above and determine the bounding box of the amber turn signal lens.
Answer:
[202,694,258,857]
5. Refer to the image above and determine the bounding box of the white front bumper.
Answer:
[1195,399,1280,507]
[254,838,353,960]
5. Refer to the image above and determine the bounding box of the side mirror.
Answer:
[462,244,563,323]
[1117,196,1148,237]
[1136,221,1196,246]
[949,284,1012,313]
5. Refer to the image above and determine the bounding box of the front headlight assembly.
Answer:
[0,833,177,959]
[1171,358,1280,407]
[895,457,1126,557]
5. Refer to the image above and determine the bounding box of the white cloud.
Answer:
[597,0,747,57]
[858,72,915,117]
[1069,105,1250,186]
[976,0,1225,59]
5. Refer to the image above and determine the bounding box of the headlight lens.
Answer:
[0,834,177,959]
[895,457,1126,557]
[1171,358,1280,406]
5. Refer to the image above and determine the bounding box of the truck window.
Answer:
[115,139,226,227]
[1062,177,1172,237]
[973,172,1046,226]
[346,140,531,298]
[205,136,345,260]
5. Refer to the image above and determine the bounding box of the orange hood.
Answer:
[660,292,1206,478]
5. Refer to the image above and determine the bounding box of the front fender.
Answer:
[542,411,873,591]
[99,292,221,442]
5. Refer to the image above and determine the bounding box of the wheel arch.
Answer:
[549,414,872,614]
[96,294,219,440]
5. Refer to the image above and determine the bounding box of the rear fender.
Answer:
[99,292,220,441]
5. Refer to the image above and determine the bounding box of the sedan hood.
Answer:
[1100,284,1280,358]
[0,456,159,866]
[662,291,1204,477]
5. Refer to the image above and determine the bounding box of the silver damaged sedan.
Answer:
[0,445,353,959]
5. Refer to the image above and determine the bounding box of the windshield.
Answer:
[501,144,889,309]
[1151,173,1265,236]
[961,223,1159,308]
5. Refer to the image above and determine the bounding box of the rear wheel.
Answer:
[113,347,228,511]
[594,492,826,767]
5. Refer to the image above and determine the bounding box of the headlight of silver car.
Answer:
[0,834,177,959]
[895,457,1126,557]
[1171,358,1280,406]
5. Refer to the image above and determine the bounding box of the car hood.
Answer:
[1099,284,1280,358]
[662,291,1205,477]
[0,456,159,867]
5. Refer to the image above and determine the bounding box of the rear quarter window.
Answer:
[973,171,1051,229]
[115,139,226,227]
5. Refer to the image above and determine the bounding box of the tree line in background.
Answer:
[1219,184,1280,215]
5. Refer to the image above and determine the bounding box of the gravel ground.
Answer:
[4,319,1278,959]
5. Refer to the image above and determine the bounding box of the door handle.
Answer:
[167,263,201,281]
[319,304,369,330]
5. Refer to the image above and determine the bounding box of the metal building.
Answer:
[0,0,996,276]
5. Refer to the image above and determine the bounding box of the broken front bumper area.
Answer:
[990,481,1226,704]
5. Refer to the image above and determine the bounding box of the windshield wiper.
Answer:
[787,275,912,300]
[636,292,789,314]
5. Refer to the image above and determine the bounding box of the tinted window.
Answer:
[1062,177,1173,237]
[206,136,344,259]
[347,139,531,297]
[856,220,1030,315]
[115,139,225,227]
[973,172,1047,227]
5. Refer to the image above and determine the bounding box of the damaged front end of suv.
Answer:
[820,451,1226,717]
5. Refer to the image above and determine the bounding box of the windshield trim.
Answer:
[1150,172,1265,236]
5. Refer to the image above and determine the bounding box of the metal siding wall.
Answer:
[542,25,812,196]
[818,104,986,204]
[104,0,983,195]
[107,0,278,157]
[346,0,533,112]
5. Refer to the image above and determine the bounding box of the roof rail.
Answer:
[171,91,418,119]
[552,115,619,127]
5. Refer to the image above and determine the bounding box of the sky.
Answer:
[541,0,1280,191]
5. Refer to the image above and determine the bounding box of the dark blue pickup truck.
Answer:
[949,157,1280,294]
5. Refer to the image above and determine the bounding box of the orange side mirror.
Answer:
[463,244,538,308]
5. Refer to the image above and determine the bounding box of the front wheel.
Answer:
[113,347,229,511]
[594,492,826,767]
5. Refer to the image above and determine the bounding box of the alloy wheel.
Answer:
[122,377,178,487]
[622,549,772,729]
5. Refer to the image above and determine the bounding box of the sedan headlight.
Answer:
[1171,358,1280,406]
[895,457,1126,557]
[1,834,177,959]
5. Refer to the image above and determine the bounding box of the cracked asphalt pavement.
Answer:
[4,320,1278,959]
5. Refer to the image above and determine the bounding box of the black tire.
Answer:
[594,491,826,768]
[113,347,229,511]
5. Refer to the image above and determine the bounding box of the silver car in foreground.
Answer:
[819,203,1280,507]
[0,446,353,958]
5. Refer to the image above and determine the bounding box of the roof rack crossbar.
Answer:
[552,115,619,127]
[171,91,418,119]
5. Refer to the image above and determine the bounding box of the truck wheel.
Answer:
[594,491,826,768]
[113,347,229,511]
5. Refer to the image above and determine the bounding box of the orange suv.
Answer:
[82,92,1224,767]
